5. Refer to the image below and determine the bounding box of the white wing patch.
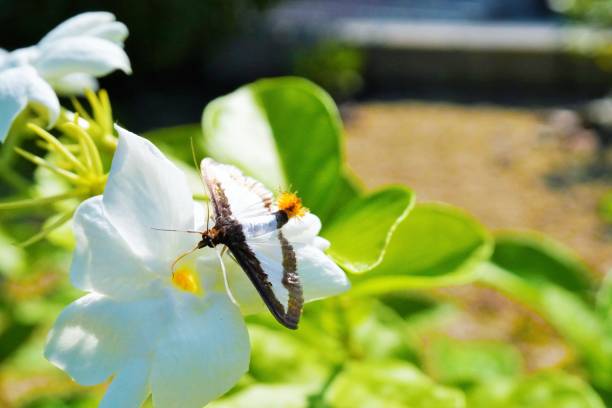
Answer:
[247,239,290,310]
[201,158,276,222]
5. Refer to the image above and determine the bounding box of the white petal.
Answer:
[151,293,250,408]
[45,293,164,386]
[0,66,59,142]
[71,196,162,299]
[281,213,322,244]
[1,46,40,68]
[99,358,150,408]
[104,126,198,273]
[35,37,131,79]
[86,22,129,44]
[0,48,8,65]
[47,72,99,95]
[39,12,116,44]
[297,245,350,301]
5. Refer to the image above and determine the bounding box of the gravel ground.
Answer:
[344,102,612,274]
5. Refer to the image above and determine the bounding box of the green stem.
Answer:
[0,189,86,210]
[17,210,74,247]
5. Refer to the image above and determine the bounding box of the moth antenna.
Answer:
[171,244,200,273]
[216,247,238,306]
[151,227,203,234]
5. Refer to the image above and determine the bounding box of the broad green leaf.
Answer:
[322,186,414,273]
[325,360,465,408]
[425,337,523,387]
[491,231,596,302]
[468,371,605,408]
[202,77,360,221]
[351,203,492,295]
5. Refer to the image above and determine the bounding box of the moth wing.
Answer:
[201,158,275,222]
[227,230,303,329]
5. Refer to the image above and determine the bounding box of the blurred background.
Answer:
[1,0,612,406]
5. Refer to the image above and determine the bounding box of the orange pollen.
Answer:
[172,266,202,295]
[277,192,307,218]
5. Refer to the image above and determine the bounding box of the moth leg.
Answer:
[215,246,238,306]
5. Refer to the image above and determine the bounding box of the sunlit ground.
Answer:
[345,102,611,272]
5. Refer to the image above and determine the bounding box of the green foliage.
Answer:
[322,186,414,273]
[491,232,596,301]
[468,371,606,408]
[325,360,466,408]
[351,203,493,296]
[479,232,612,390]
[425,337,524,387]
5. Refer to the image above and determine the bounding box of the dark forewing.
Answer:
[227,231,303,329]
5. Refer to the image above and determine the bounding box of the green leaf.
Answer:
[491,231,596,302]
[322,186,414,273]
[468,371,606,408]
[202,77,360,221]
[351,203,493,295]
[425,337,523,387]
[325,360,466,408]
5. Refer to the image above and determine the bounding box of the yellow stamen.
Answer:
[277,191,307,218]
[172,266,202,295]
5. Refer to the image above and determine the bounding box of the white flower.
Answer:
[44,127,349,407]
[0,12,131,141]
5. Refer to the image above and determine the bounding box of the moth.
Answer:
[195,158,306,329]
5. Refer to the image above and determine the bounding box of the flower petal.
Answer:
[103,126,198,273]
[35,37,131,79]
[45,293,164,386]
[86,22,129,45]
[99,358,150,408]
[0,48,8,65]
[0,66,59,142]
[150,293,250,408]
[0,46,40,69]
[71,196,162,299]
[47,72,99,95]
[39,12,116,44]
[297,245,350,301]
[281,213,322,244]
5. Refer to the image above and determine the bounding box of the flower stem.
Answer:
[17,210,74,247]
[0,190,86,210]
